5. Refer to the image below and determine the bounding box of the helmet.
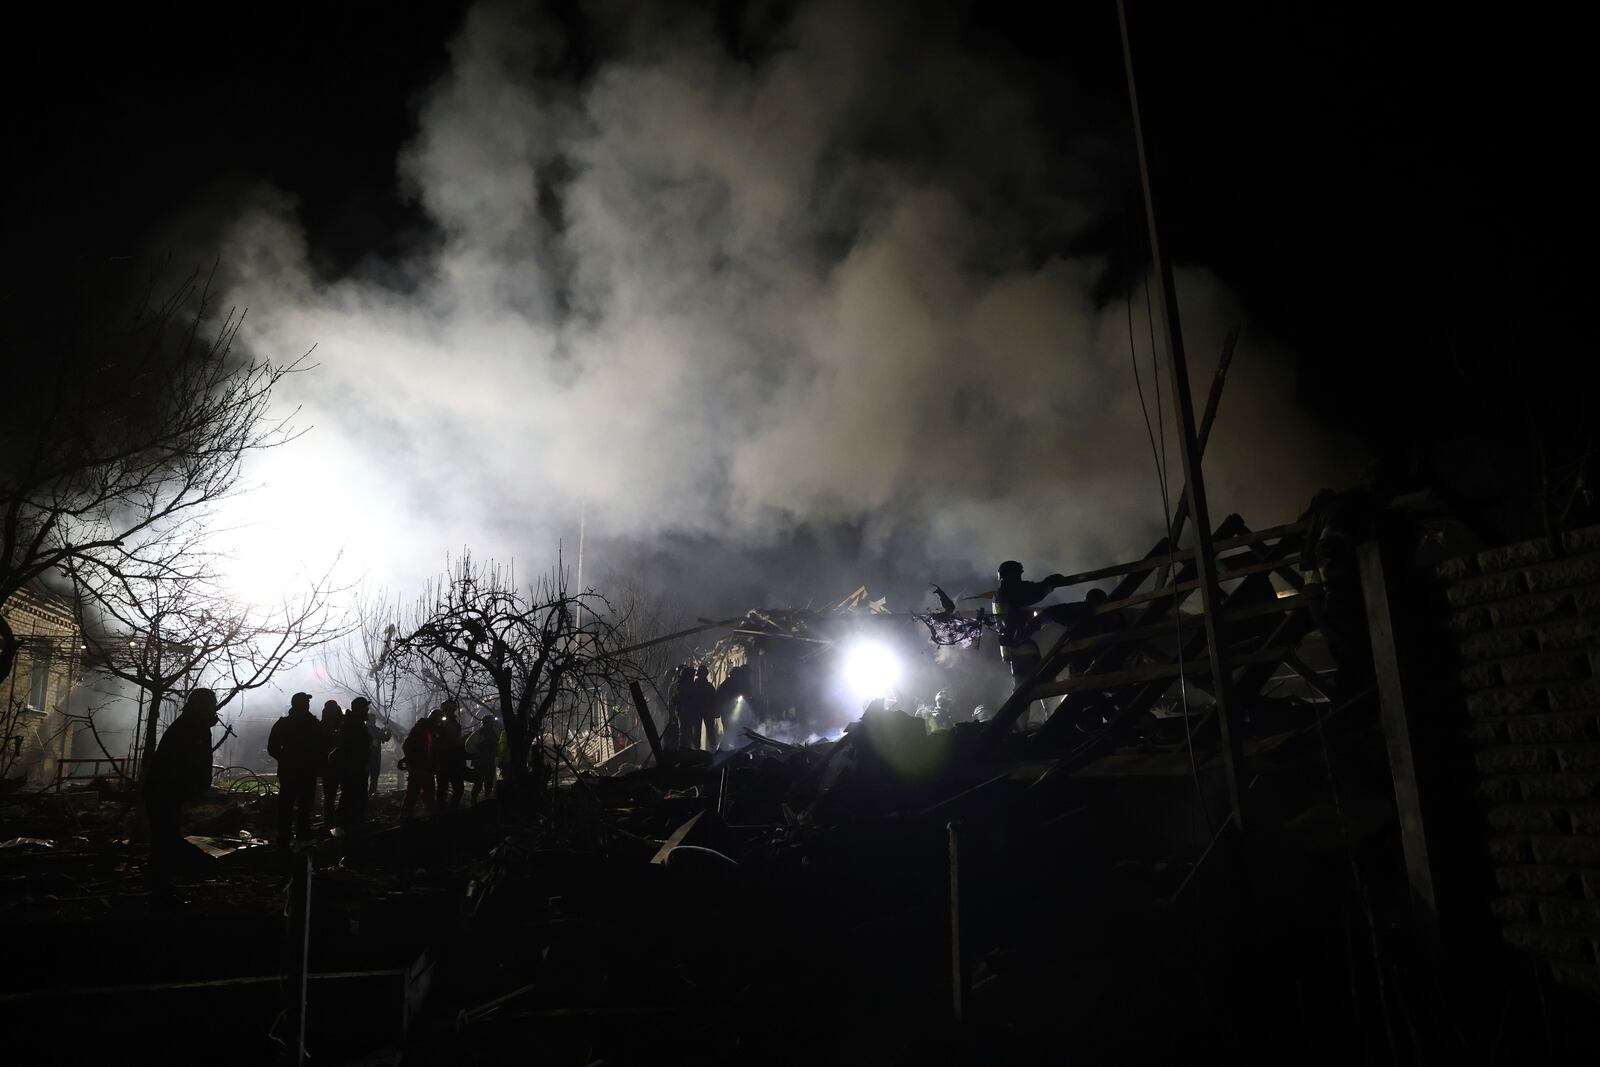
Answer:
[971,704,990,722]
[934,689,952,710]
[997,560,1024,581]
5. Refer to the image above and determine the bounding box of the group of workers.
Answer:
[663,662,753,751]
[262,694,503,849]
[266,693,391,846]
[393,698,502,817]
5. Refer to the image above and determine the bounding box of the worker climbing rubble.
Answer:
[991,560,1097,687]
[917,689,956,733]
[1299,487,1378,700]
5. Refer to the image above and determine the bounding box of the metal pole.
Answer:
[1118,0,1246,832]
[288,854,313,1065]
[575,502,586,630]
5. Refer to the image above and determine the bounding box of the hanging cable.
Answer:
[1127,205,1211,838]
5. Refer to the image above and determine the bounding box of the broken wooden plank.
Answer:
[628,681,663,767]
[960,521,1308,601]
[649,812,704,865]
[1022,645,1292,701]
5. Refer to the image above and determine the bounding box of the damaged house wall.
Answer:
[0,586,81,790]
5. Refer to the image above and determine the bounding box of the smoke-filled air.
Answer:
[186,0,1352,615]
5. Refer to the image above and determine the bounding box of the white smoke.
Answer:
[199,0,1356,614]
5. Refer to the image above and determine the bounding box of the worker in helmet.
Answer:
[991,560,1092,686]
[144,688,221,902]
[924,689,956,733]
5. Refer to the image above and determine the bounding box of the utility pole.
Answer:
[1118,0,1246,833]
[575,502,586,630]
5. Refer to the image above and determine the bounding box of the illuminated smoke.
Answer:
[181,0,1353,620]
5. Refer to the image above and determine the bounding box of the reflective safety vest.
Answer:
[992,594,1036,655]
[1301,526,1341,588]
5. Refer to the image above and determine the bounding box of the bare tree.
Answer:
[69,532,347,783]
[0,266,306,689]
[389,554,650,804]
[603,571,691,709]
[316,585,436,735]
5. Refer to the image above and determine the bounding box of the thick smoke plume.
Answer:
[203,0,1354,615]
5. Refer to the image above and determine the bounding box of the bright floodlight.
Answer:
[843,640,901,702]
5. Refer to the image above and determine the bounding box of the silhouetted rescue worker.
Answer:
[364,702,392,795]
[1300,488,1376,700]
[318,699,344,820]
[399,714,437,817]
[333,701,374,832]
[715,665,753,750]
[142,687,219,901]
[465,715,499,803]
[992,560,1093,686]
[1064,589,1124,675]
[268,692,323,849]
[433,700,466,808]
[691,664,717,751]
[664,664,692,750]
[923,689,956,733]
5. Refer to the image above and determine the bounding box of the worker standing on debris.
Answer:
[399,713,437,817]
[465,714,500,803]
[992,560,1094,688]
[364,703,392,795]
[318,699,344,822]
[691,663,717,750]
[1064,589,1122,676]
[433,700,467,809]
[334,700,374,833]
[715,664,753,750]
[267,692,323,850]
[665,663,692,750]
[142,687,219,902]
[922,689,956,733]
[1299,488,1376,700]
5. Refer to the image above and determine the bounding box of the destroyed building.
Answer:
[1,584,83,791]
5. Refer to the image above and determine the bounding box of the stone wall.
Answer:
[1442,525,1600,997]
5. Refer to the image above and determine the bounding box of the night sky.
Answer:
[5,2,1590,614]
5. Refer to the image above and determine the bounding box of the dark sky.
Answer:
[6,3,1591,610]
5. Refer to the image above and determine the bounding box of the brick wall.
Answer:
[1441,525,1600,997]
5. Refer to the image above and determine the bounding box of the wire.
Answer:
[1126,203,1211,839]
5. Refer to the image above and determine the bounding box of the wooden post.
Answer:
[628,681,664,766]
[1119,0,1246,832]
[1158,324,1239,576]
[1357,540,1439,941]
